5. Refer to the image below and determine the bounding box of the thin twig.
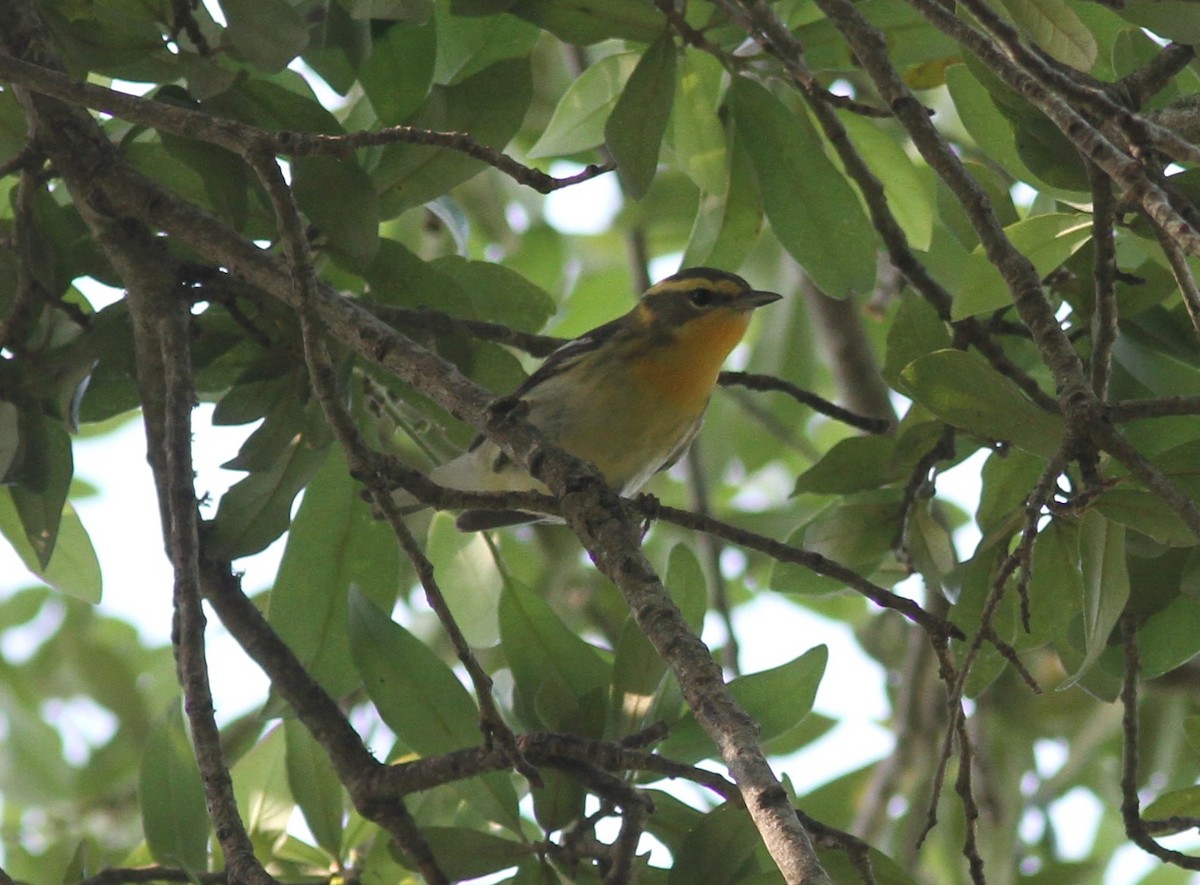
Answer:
[248,147,538,786]
[1088,161,1119,398]
[643,499,963,640]
[1120,614,1200,869]
[1109,396,1200,420]
[1142,206,1200,334]
[0,52,614,194]
[719,371,894,434]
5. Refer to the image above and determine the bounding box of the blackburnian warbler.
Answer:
[428,267,782,531]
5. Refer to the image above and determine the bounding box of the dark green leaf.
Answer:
[507,0,663,43]
[8,412,73,568]
[499,578,610,734]
[731,77,877,297]
[431,256,556,332]
[1094,488,1198,547]
[772,492,903,596]
[605,32,677,199]
[837,111,934,251]
[1025,519,1082,650]
[344,0,433,21]
[139,701,209,872]
[660,646,827,763]
[374,58,533,215]
[293,156,380,270]
[682,130,762,269]
[667,803,764,885]
[1061,511,1129,687]
[794,436,902,494]
[878,291,950,390]
[207,414,331,559]
[220,0,309,73]
[359,20,437,124]
[1116,0,1200,43]
[393,826,528,879]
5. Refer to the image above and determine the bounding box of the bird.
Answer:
[423,267,782,531]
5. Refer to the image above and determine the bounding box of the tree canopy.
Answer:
[2,0,1200,883]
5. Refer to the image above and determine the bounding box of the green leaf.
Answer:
[1143,786,1200,831]
[1185,714,1200,757]
[432,256,556,332]
[667,803,763,885]
[499,578,610,735]
[293,156,380,270]
[139,701,209,872]
[794,436,902,495]
[343,0,433,21]
[1062,511,1130,686]
[220,0,309,72]
[1094,488,1197,547]
[364,238,474,313]
[882,291,952,393]
[954,213,1093,319]
[772,492,902,596]
[204,74,344,134]
[348,586,482,753]
[9,411,73,568]
[838,111,934,251]
[374,58,532,215]
[660,646,827,763]
[682,131,762,269]
[610,544,706,736]
[901,349,1064,457]
[529,52,638,158]
[1117,0,1200,43]
[359,21,437,124]
[605,32,677,199]
[424,512,504,647]
[1113,333,1200,398]
[997,0,1097,71]
[507,0,664,43]
[393,826,528,879]
[672,49,728,195]
[267,446,399,697]
[433,3,540,84]
[205,390,328,554]
[0,493,102,603]
[1025,519,1082,650]
[207,411,332,559]
[731,77,877,297]
[231,724,293,837]
[1128,588,1200,682]
[284,720,344,856]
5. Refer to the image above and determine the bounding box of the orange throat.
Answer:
[631,310,752,413]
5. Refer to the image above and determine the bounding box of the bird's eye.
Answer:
[689,288,714,308]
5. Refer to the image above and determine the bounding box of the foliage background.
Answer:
[1,0,1200,883]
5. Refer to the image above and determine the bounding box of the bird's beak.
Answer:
[733,289,784,311]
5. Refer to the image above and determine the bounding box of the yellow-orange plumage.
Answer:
[423,267,782,530]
